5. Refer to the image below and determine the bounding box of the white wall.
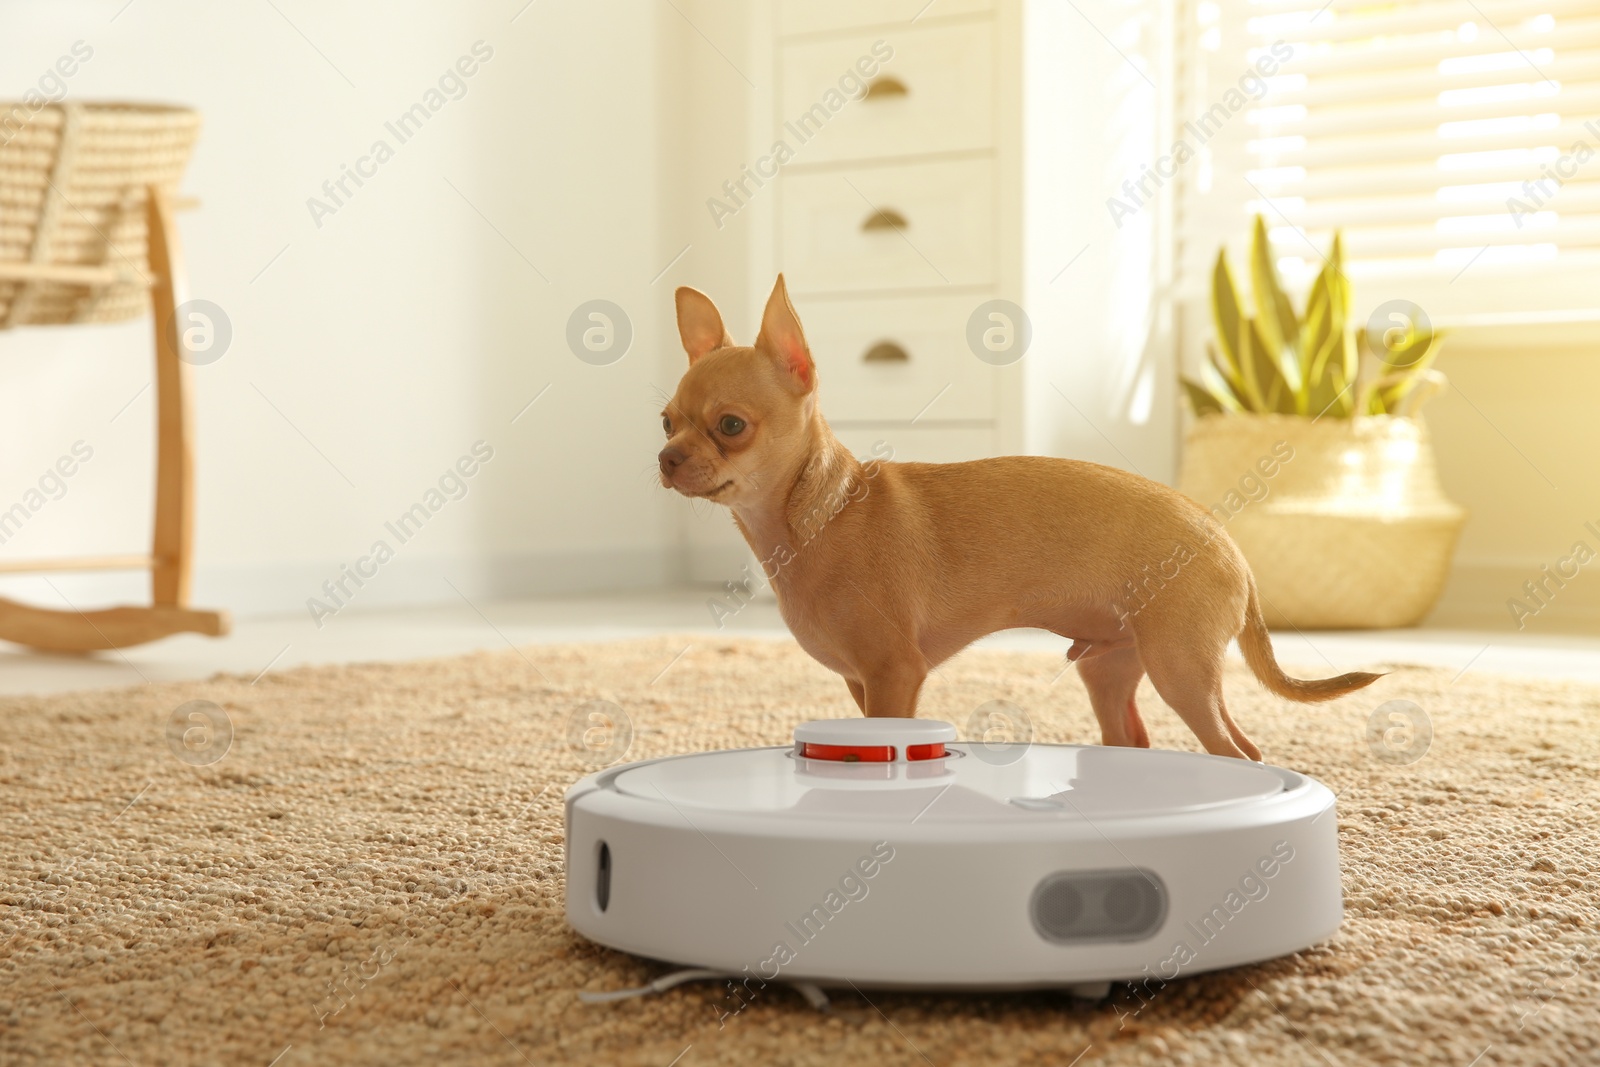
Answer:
[655,0,766,588]
[0,0,1189,638]
[1021,0,1176,482]
[0,0,687,623]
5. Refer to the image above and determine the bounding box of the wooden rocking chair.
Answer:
[0,103,229,651]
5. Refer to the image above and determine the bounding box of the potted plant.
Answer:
[1177,216,1466,629]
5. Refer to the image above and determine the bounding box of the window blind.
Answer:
[1173,0,1600,316]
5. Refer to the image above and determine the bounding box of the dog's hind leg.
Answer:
[1138,632,1262,760]
[1077,646,1150,748]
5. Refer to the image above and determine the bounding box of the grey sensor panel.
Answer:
[1030,869,1167,943]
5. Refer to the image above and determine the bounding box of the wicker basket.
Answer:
[1178,413,1467,629]
[0,102,200,328]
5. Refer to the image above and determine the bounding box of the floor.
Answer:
[3,587,1599,696]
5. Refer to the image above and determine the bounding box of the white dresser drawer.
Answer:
[801,295,995,422]
[779,21,993,164]
[833,425,997,464]
[779,0,993,37]
[780,158,994,292]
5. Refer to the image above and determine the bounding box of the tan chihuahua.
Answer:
[658,276,1381,760]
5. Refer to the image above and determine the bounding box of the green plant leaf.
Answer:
[1276,331,1306,411]
[1250,214,1299,372]
[1302,268,1333,382]
[1305,266,1332,326]
[1406,328,1445,376]
[1199,356,1243,412]
[1325,231,1349,312]
[1304,265,1329,331]
[1234,317,1265,412]
[1308,360,1354,418]
[1364,372,1406,415]
[1304,274,1341,386]
[1309,238,1355,420]
[1371,314,1439,371]
[1239,316,1296,414]
[1326,233,1358,387]
[1338,329,1359,402]
[1181,377,1226,416]
[1366,331,1447,413]
[1305,328,1343,414]
[1210,249,1247,395]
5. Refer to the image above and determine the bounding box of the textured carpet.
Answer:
[2,634,1598,1067]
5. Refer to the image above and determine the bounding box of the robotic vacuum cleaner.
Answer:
[565,719,1341,993]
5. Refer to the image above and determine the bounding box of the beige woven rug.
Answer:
[3,635,1597,1066]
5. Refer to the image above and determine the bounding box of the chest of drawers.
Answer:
[765,0,1024,464]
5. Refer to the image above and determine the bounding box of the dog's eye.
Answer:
[718,415,746,436]
[662,415,672,435]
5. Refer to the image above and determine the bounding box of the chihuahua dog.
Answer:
[658,275,1381,760]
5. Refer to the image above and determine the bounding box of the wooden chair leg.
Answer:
[0,599,227,653]
[146,184,194,607]
[0,185,229,653]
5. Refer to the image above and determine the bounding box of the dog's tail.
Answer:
[1237,579,1384,703]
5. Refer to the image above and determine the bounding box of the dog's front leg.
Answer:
[856,659,927,719]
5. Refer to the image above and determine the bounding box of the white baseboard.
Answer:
[687,542,781,601]
[688,542,753,583]
[0,547,674,622]
[1426,559,1600,633]
[13,553,1591,635]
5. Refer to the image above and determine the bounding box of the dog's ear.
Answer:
[754,274,815,393]
[675,286,735,364]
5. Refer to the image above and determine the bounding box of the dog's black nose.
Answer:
[658,446,687,474]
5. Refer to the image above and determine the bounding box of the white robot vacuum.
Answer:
[565,719,1341,998]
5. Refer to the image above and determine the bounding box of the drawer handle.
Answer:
[864,76,909,100]
[863,341,910,363]
[861,208,908,233]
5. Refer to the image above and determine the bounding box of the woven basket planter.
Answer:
[1178,413,1466,629]
[0,102,200,328]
